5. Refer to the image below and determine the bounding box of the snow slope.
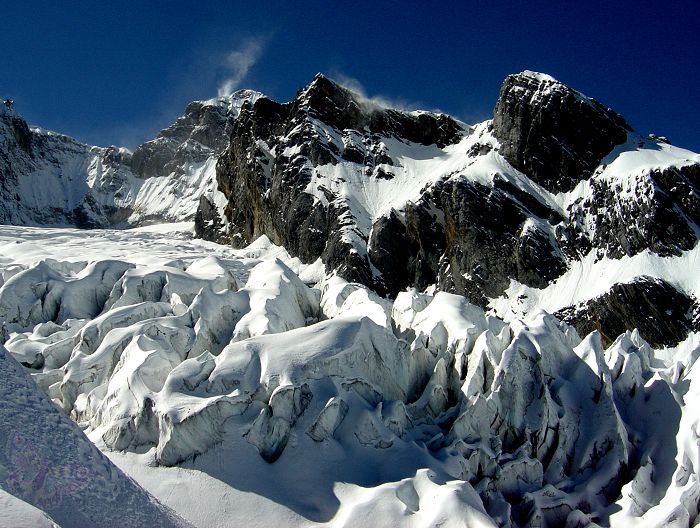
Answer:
[0,340,192,527]
[0,489,60,528]
[490,242,700,321]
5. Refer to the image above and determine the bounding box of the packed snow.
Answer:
[0,341,191,527]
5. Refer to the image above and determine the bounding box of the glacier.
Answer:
[0,223,698,527]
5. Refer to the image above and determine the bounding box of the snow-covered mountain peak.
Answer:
[197,89,263,117]
[297,72,350,102]
[507,69,623,111]
[202,88,262,105]
[290,73,373,133]
[517,69,559,83]
[285,73,465,146]
[130,93,249,180]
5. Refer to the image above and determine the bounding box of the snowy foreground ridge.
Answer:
[0,225,699,527]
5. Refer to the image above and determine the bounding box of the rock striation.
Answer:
[492,71,631,193]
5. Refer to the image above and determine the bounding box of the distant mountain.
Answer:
[1,71,699,346]
[0,91,260,228]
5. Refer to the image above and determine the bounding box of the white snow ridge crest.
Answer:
[0,70,700,527]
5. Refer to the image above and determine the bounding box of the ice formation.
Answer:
[0,225,698,527]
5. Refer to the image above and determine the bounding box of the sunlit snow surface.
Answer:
[1,223,699,528]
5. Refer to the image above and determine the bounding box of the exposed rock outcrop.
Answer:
[206,74,466,295]
[131,91,260,180]
[573,161,700,259]
[556,276,699,347]
[200,71,699,346]
[492,71,630,193]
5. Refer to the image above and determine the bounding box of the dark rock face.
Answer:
[1,112,31,193]
[9,115,32,153]
[576,162,700,258]
[556,277,699,347]
[214,96,292,246]
[200,71,700,348]
[412,177,566,305]
[367,210,420,296]
[194,195,228,244]
[493,72,630,193]
[202,74,465,295]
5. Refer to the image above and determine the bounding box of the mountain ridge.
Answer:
[2,70,699,347]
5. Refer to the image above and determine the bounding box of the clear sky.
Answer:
[1,1,698,151]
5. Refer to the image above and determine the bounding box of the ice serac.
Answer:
[492,70,631,193]
[1,231,699,526]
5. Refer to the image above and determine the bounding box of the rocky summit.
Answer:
[191,71,699,347]
[1,71,698,346]
[1,71,700,528]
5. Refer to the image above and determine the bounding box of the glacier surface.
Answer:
[1,223,698,527]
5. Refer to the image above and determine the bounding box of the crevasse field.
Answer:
[1,222,699,528]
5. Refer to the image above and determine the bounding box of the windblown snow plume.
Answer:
[216,38,265,98]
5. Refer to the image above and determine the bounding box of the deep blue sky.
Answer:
[1,1,698,151]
